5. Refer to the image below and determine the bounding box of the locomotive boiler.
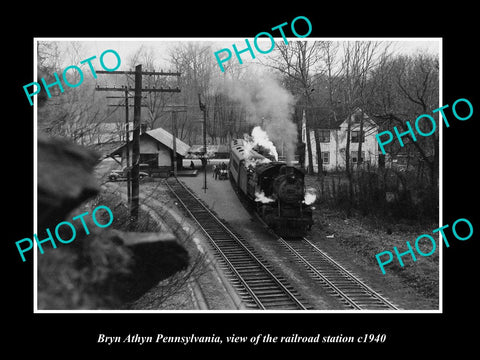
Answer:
[229,139,313,237]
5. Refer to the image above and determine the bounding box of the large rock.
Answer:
[37,132,100,229]
[107,231,189,304]
[36,133,189,309]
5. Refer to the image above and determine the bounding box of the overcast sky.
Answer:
[37,38,440,72]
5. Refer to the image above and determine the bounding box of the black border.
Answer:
[7,6,478,354]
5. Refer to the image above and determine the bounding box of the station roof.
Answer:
[145,127,190,156]
[109,127,190,157]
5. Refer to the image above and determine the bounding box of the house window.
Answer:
[319,130,330,143]
[351,131,365,143]
[350,151,365,163]
[321,151,330,165]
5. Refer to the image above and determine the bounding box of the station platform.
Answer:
[179,166,253,226]
[176,169,198,177]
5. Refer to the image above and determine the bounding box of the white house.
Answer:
[302,108,379,172]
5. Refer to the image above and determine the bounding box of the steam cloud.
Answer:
[217,71,297,163]
[255,190,275,204]
[243,126,278,167]
[303,188,317,205]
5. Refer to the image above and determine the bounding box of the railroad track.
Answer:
[278,237,399,310]
[166,178,311,310]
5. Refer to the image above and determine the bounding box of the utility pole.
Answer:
[198,93,207,193]
[131,64,142,226]
[125,89,131,208]
[95,67,181,227]
[106,94,147,208]
[168,105,187,178]
[172,110,177,177]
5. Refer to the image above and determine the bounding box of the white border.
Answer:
[33,37,442,314]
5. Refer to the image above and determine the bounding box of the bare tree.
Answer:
[125,46,179,131]
[168,42,217,144]
[37,41,61,76]
[324,41,388,204]
[37,42,117,149]
[367,52,439,188]
[264,40,325,175]
[322,41,341,107]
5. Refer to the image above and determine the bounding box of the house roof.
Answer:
[310,107,379,129]
[309,107,345,129]
[109,127,190,157]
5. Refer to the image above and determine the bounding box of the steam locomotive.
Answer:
[229,139,313,237]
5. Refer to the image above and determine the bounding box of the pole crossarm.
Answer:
[95,70,181,76]
[106,95,146,99]
[96,85,180,92]
[107,104,148,107]
[141,88,181,92]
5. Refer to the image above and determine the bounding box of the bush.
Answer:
[310,166,438,223]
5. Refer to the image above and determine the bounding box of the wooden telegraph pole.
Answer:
[198,93,207,193]
[130,65,142,224]
[167,105,187,178]
[106,92,140,207]
[96,66,181,227]
[172,110,177,177]
[125,89,130,208]
[107,94,149,208]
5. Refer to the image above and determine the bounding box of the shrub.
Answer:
[310,166,438,223]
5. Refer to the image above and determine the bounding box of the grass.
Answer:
[305,170,440,307]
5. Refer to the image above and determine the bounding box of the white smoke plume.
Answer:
[217,71,297,163]
[255,190,275,204]
[303,188,317,205]
[244,153,271,169]
[244,126,278,160]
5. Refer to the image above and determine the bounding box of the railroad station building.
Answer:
[109,126,191,177]
[302,108,380,172]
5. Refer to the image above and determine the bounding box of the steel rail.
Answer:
[278,237,362,309]
[303,238,398,309]
[166,178,308,310]
[278,237,398,310]
[170,182,265,309]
